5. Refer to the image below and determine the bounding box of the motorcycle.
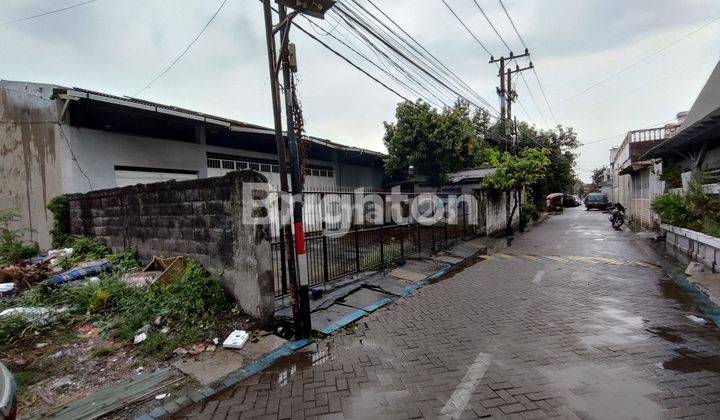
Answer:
[608,203,625,230]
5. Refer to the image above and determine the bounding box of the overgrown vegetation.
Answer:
[2,261,230,356]
[0,209,39,265]
[659,165,685,190]
[521,203,540,225]
[47,195,70,249]
[652,173,720,238]
[362,240,411,269]
[58,236,111,269]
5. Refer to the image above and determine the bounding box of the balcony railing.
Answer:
[626,126,675,143]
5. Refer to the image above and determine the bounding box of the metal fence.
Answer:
[268,191,475,298]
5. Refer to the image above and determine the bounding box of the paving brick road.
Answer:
[179,208,720,419]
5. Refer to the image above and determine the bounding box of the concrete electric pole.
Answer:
[262,0,336,339]
[490,49,533,152]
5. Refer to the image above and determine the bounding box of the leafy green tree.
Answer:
[482,148,551,236]
[383,100,478,185]
[590,167,606,192]
[515,123,580,206]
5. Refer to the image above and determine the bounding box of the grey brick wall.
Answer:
[67,171,275,325]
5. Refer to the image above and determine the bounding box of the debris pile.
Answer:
[0,235,259,417]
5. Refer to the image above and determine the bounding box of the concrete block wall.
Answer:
[663,224,719,273]
[67,170,275,325]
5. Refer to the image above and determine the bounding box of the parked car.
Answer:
[563,195,580,207]
[0,362,17,420]
[584,193,609,211]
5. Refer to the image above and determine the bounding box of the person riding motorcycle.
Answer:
[609,202,626,230]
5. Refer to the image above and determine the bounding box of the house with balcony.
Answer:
[0,80,386,249]
[610,116,684,229]
[641,60,720,272]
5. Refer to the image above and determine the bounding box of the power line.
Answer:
[334,2,495,111]
[518,71,549,128]
[456,0,550,130]
[348,0,493,111]
[580,118,677,146]
[290,19,415,104]
[472,0,511,52]
[306,14,445,107]
[363,0,494,113]
[334,3,454,105]
[337,1,485,108]
[58,123,93,190]
[2,0,100,26]
[132,0,228,98]
[440,0,493,57]
[581,56,719,110]
[550,14,720,111]
[497,0,527,49]
[331,6,452,106]
[496,0,558,126]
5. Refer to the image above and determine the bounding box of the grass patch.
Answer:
[91,346,113,358]
[58,237,111,270]
[0,209,38,265]
[2,260,229,356]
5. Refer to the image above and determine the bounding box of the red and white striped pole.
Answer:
[279,4,312,338]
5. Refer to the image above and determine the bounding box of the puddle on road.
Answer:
[259,344,332,387]
[645,326,684,343]
[660,348,720,374]
[659,277,700,312]
[538,363,663,419]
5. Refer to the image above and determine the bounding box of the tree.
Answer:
[515,123,580,208]
[482,148,551,237]
[383,100,478,185]
[590,167,606,192]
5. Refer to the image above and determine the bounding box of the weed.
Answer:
[0,209,39,265]
[47,196,71,249]
[0,315,31,345]
[652,173,720,237]
[361,241,409,269]
[107,249,140,272]
[59,237,111,269]
[3,260,229,356]
[521,203,540,224]
[91,346,113,358]
[13,369,43,389]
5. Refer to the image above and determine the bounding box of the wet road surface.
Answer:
[179,208,720,419]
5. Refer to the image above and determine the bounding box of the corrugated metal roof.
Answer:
[448,168,497,183]
[52,85,387,158]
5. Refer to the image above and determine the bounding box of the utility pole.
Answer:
[261,0,336,339]
[490,49,532,152]
[262,0,301,336]
[278,5,312,338]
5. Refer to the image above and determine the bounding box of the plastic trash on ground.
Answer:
[687,314,707,324]
[134,333,148,344]
[223,330,250,349]
[0,283,14,294]
[120,272,162,288]
[0,307,60,324]
[53,261,112,285]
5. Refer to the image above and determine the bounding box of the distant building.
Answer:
[0,80,385,248]
[608,115,684,229]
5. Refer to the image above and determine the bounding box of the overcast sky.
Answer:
[2,0,719,182]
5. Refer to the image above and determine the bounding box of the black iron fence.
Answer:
[268,191,475,298]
